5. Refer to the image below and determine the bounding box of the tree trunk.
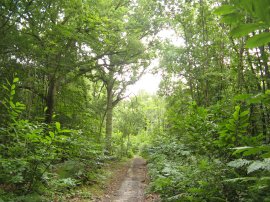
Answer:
[45,77,56,124]
[105,83,113,154]
[237,42,246,93]
[259,46,270,89]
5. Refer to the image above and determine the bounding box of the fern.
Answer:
[232,145,270,158]
[247,158,270,174]
[224,177,257,183]
[227,159,251,168]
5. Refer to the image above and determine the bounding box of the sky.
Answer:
[126,29,184,96]
[126,58,161,96]
[127,73,162,95]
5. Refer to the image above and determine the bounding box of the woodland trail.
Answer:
[103,157,147,202]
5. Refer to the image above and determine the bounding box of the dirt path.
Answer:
[110,157,147,202]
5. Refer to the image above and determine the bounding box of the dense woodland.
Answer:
[1,0,270,201]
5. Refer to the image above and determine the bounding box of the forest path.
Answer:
[105,157,147,202]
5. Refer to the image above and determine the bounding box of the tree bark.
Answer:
[45,77,56,124]
[259,46,270,89]
[105,81,113,153]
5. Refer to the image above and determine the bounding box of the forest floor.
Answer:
[94,156,160,202]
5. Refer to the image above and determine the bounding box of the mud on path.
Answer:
[103,157,147,202]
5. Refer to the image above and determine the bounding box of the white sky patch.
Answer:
[157,29,184,47]
[127,72,162,96]
[126,28,184,96]
[126,58,161,96]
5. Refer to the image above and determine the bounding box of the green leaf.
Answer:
[13,78,19,83]
[240,110,249,117]
[239,0,254,14]
[49,131,55,139]
[11,90,15,95]
[9,101,15,109]
[44,106,48,112]
[224,177,257,182]
[261,152,270,158]
[251,0,270,24]
[233,106,240,120]
[26,133,40,142]
[60,129,71,133]
[247,93,265,104]
[232,146,253,155]
[5,79,10,86]
[235,105,240,112]
[234,94,252,101]
[232,145,270,156]
[242,147,263,156]
[15,102,25,107]
[240,123,249,128]
[220,13,242,24]
[214,5,236,15]
[231,23,263,38]
[55,122,61,131]
[226,123,235,131]
[2,85,9,91]
[45,136,52,142]
[246,32,270,48]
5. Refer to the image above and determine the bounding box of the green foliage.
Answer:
[1,77,25,122]
[50,177,79,192]
[225,145,270,201]
[143,139,235,201]
[230,23,264,38]
[247,159,270,174]
[232,145,270,158]
[139,0,270,201]
[1,0,270,201]
[166,100,218,155]
[229,157,269,174]
[217,105,252,148]
[0,78,104,201]
[216,0,270,48]
[246,32,270,49]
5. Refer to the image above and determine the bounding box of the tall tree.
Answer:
[85,0,160,152]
